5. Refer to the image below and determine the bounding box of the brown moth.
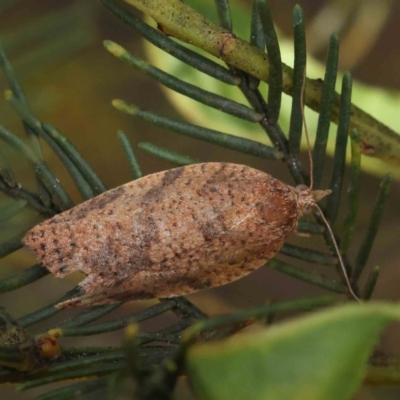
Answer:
[23,162,331,308]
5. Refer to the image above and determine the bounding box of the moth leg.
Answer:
[293,228,310,238]
[56,284,152,308]
[56,292,123,308]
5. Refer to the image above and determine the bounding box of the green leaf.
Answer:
[186,302,400,400]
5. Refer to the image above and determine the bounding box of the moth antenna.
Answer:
[300,68,314,190]
[315,204,362,304]
[301,69,360,303]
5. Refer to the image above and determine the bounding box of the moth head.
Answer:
[295,184,331,215]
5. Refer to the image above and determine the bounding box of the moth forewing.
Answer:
[23,162,327,308]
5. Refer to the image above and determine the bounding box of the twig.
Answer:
[124,0,400,165]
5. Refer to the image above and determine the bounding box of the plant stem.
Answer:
[124,0,400,166]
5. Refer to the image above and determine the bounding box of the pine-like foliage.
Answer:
[0,1,395,399]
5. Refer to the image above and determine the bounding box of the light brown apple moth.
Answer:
[23,162,332,308]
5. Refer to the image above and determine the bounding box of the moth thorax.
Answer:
[295,184,332,215]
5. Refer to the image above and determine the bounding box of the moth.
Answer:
[23,162,335,308]
[23,63,360,307]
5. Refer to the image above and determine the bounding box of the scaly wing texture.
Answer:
[23,163,299,307]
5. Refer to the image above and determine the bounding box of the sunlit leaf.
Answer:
[187,302,400,400]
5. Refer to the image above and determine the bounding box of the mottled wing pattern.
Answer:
[23,163,299,307]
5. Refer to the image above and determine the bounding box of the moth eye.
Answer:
[295,184,308,193]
